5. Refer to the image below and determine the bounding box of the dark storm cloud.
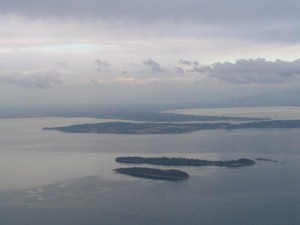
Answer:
[2,0,300,43]
[205,58,300,84]
[143,59,165,73]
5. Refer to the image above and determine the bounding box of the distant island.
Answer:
[43,120,300,134]
[116,157,256,167]
[43,121,229,134]
[255,158,278,163]
[115,167,189,181]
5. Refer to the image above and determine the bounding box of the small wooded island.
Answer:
[116,157,256,167]
[115,167,189,181]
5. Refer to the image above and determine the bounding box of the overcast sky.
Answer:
[1,0,300,108]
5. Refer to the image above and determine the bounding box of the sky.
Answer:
[1,0,300,108]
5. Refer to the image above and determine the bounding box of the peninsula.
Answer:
[43,120,300,134]
[116,157,256,167]
[115,167,189,181]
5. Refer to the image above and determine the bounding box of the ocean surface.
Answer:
[0,109,299,225]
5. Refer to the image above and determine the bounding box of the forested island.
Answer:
[255,158,278,162]
[115,157,255,180]
[43,120,300,134]
[116,157,256,167]
[115,167,189,181]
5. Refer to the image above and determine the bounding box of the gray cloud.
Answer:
[92,58,300,84]
[206,58,300,84]
[1,0,300,43]
[1,0,297,24]
[0,70,62,89]
[174,67,185,74]
[94,59,110,67]
[187,66,211,73]
[178,60,192,66]
[94,59,110,73]
[55,61,68,67]
[178,60,199,66]
[143,59,165,73]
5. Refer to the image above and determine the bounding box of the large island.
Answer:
[116,156,256,167]
[115,167,189,181]
[43,120,300,134]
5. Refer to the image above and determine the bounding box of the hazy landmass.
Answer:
[115,167,189,181]
[0,105,269,122]
[116,157,256,167]
[44,120,300,134]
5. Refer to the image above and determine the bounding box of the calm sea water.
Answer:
[0,115,299,225]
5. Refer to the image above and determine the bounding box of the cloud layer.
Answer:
[1,1,300,107]
[2,58,300,89]
[143,59,165,74]
[176,58,300,84]
[1,0,298,24]
[208,59,300,84]
[1,0,300,43]
[0,70,62,89]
